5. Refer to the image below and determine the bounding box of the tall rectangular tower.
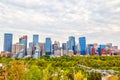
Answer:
[33,34,39,45]
[19,35,27,55]
[4,33,13,52]
[79,37,86,55]
[45,37,52,55]
[68,36,76,54]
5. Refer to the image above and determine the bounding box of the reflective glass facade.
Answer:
[4,33,13,52]
[62,43,67,50]
[68,36,76,54]
[79,37,86,55]
[98,44,106,55]
[45,37,52,55]
[88,44,93,55]
[33,35,39,45]
[19,36,27,55]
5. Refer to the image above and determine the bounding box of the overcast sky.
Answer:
[0,0,120,51]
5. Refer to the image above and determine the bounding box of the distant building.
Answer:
[87,44,93,55]
[54,50,61,57]
[93,43,98,49]
[97,44,106,55]
[106,43,112,48]
[29,42,33,48]
[45,37,52,55]
[62,43,67,50]
[79,37,86,55]
[17,49,25,58]
[92,47,96,55]
[27,47,33,56]
[112,46,118,50]
[12,43,25,55]
[0,51,12,57]
[68,36,76,54]
[4,33,13,52]
[39,43,45,56]
[33,45,41,59]
[52,41,61,55]
[33,34,39,45]
[19,35,27,55]
[75,44,80,55]
[62,43,67,55]
[69,50,74,56]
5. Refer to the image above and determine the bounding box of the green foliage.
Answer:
[25,65,43,80]
[0,56,120,80]
[87,71,101,80]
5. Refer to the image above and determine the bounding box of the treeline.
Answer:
[0,56,120,80]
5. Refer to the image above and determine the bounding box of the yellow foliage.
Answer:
[6,60,26,80]
[108,76,118,80]
[74,71,87,80]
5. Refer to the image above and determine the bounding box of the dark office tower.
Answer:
[33,35,39,45]
[62,43,67,50]
[79,37,86,55]
[4,33,13,52]
[29,42,33,48]
[68,36,76,54]
[19,35,27,55]
[87,44,93,55]
[97,44,106,55]
[45,37,52,55]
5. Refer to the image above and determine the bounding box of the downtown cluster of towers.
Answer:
[1,33,119,58]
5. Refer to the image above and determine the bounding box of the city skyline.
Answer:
[1,33,120,58]
[0,33,120,52]
[1,33,120,51]
[0,0,120,51]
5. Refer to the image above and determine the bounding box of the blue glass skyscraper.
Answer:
[4,33,13,52]
[45,37,52,55]
[33,35,39,45]
[20,39,26,45]
[87,44,93,55]
[98,44,106,55]
[19,35,27,55]
[62,43,67,50]
[29,42,33,48]
[79,37,86,55]
[68,36,76,54]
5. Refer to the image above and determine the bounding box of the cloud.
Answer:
[0,0,120,51]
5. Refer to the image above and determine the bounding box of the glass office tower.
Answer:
[19,35,27,55]
[87,44,93,55]
[33,35,39,45]
[68,36,76,54]
[79,37,86,55]
[45,37,52,55]
[62,43,67,50]
[4,33,13,52]
[98,44,106,55]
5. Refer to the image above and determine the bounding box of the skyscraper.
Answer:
[79,37,86,55]
[98,44,106,55]
[19,35,27,46]
[45,37,52,55]
[19,35,27,55]
[4,33,13,52]
[62,43,67,50]
[68,36,76,54]
[39,43,45,56]
[29,42,33,48]
[33,34,39,45]
[12,43,25,55]
[87,44,93,55]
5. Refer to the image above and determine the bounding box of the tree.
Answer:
[87,71,101,80]
[25,65,43,80]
